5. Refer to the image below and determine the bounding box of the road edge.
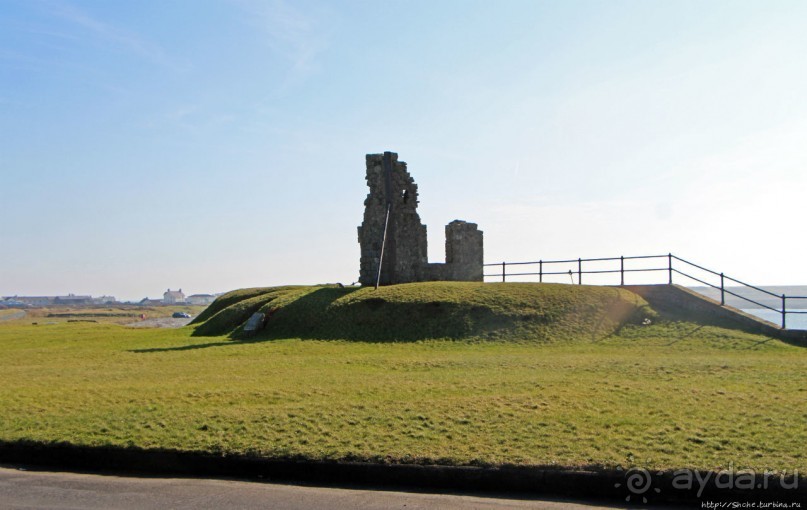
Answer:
[0,441,804,505]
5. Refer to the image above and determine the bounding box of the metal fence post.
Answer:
[782,294,787,329]
[668,253,673,284]
[620,256,624,286]
[375,203,392,290]
[502,262,506,283]
[539,260,543,283]
[578,258,582,285]
[720,273,725,305]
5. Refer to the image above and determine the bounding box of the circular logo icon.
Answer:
[615,466,662,503]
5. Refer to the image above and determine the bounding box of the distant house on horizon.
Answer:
[187,294,216,305]
[2,296,54,306]
[163,289,186,304]
[3,294,119,306]
[53,294,93,305]
[138,298,163,306]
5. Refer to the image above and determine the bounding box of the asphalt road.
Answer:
[0,467,630,510]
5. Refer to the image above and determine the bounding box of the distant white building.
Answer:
[187,294,216,305]
[163,289,186,304]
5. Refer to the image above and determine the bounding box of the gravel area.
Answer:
[126,317,193,328]
[0,311,26,322]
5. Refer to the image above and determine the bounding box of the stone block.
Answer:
[244,312,265,332]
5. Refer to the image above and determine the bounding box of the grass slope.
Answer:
[191,282,654,342]
[0,283,804,474]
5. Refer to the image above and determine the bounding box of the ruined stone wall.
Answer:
[445,220,484,281]
[423,222,483,282]
[357,153,427,286]
[358,152,483,286]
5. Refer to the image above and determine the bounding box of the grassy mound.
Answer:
[190,282,655,342]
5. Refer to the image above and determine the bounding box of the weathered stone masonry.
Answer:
[358,152,483,286]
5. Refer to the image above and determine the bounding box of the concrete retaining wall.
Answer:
[623,284,807,346]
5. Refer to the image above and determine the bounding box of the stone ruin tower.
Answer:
[357,151,483,286]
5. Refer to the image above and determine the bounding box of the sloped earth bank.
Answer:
[190,282,654,342]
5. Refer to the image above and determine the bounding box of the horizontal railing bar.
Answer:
[483,254,668,267]
[619,254,670,261]
[542,254,669,263]
[671,257,781,298]
[721,289,781,312]
[485,267,670,278]
[574,267,669,275]
[495,271,574,277]
[482,259,579,266]
[491,268,679,278]
[720,275,780,298]
[671,255,722,278]
[670,268,718,289]
[671,269,781,312]
[565,269,618,275]
[786,310,807,314]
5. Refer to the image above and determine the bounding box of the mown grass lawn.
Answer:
[1,316,804,473]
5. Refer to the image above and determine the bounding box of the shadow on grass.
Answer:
[661,324,705,346]
[744,336,776,349]
[129,342,235,353]
[252,287,535,343]
[190,287,361,338]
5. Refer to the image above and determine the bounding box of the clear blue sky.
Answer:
[2,0,806,300]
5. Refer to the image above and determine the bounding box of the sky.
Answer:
[2,0,807,301]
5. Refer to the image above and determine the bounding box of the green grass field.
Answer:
[0,283,804,474]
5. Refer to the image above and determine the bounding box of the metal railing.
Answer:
[484,254,807,329]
